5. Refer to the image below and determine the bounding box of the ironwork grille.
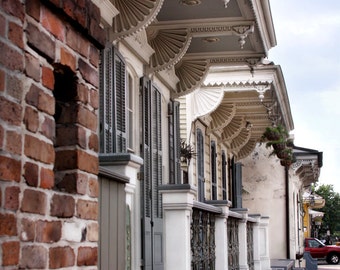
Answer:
[191,208,216,269]
[247,222,254,270]
[227,217,239,270]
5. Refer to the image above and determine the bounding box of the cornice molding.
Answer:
[92,0,119,26]
[237,138,257,160]
[221,116,244,142]
[230,128,251,152]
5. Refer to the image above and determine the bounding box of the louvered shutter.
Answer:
[197,128,205,202]
[232,160,243,208]
[211,141,217,200]
[168,100,181,184]
[99,46,127,154]
[222,151,227,200]
[140,77,164,270]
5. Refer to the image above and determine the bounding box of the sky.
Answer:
[268,1,340,192]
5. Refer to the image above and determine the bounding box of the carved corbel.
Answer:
[232,25,254,49]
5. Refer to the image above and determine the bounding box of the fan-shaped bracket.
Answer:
[111,0,164,40]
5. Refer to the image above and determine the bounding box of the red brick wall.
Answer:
[0,0,105,268]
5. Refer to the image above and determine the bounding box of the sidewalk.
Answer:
[318,261,340,270]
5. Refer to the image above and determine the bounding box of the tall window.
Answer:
[211,141,217,200]
[99,46,127,153]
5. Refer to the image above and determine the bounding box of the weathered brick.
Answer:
[88,132,98,152]
[60,47,76,71]
[49,246,75,268]
[36,220,62,243]
[89,18,105,47]
[21,189,47,215]
[2,241,20,266]
[26,83,41,107]
[77,105,97,131]
[40,115,55,141]
[76,199,98,220]
[41,5,65,41]
[0,96,22,126]
[76,172,87,195]
[20,245,47,269]
[50,194,75,217]
[25,53,41,82]
[5,129,22,155]
[88,177,98,198]
[25,0,40,21]
[89,44,99,68]
[77,246,98,266]
[24,134,55,164]
[24,106,39,132]
[0,213,17,236]
[24,161,39,187]
[55,125,86,148]
[0,155,21,182]
[2,0,25,22]
[7,73,23,101]
[78,58,98,87]
[26,22,55,61]
[38,91,55,115]
[76,83,89,103]
[66,27,88,57]
[89,88,99,109]
[87,222,98,241]
[20,218,35,241]
[0,13,5,38]
[40,166,54,189]
[8,21,24,49]
[42,65,55,90]
[0,68,5,92]
[78,150,98,174]
[55,149,77,170]
[55,172,77,193]
[0,41,24,71]
[4,185,20,211]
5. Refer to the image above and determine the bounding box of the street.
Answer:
[318,261,340,270]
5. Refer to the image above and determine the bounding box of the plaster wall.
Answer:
[242,144,287,259]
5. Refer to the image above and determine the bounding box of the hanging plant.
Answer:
[279,150,296,167]
[262,124,288,142]
[180,139,197,165]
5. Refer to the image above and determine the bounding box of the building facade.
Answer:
[0,0,322,269]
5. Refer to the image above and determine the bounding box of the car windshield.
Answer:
[308,238,325,248]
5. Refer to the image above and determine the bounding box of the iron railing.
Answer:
[247,222,254,270]
[191,208,216,269]
[227,217,239,270]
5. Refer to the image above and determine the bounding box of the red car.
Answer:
[305,238,340,264]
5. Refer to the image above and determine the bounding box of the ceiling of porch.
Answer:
[103,0,293,159]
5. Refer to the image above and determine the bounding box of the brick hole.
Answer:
[52,63,78,193]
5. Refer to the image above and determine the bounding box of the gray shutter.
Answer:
[222,151,227,200]
[232,160,242,208]
[211,141,217,200]
[140,77,164,270]
[113,50,126,152]
[197,128,205,202]
[99,46,126,154]
[168,100,181,184]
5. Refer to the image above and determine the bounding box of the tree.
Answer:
[315,184,340,236]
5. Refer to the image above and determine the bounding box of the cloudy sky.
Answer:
[268,1,340,192]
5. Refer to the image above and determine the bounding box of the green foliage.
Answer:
[315,184,340,235]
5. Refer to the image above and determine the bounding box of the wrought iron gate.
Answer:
[191,208,216,269]
[227,217,239,270]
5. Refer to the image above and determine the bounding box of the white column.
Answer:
[259,216,271,270]
[215,206,229,269]
[250,215,262,270]
[238,216,249,270]
[160,185,196,270]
